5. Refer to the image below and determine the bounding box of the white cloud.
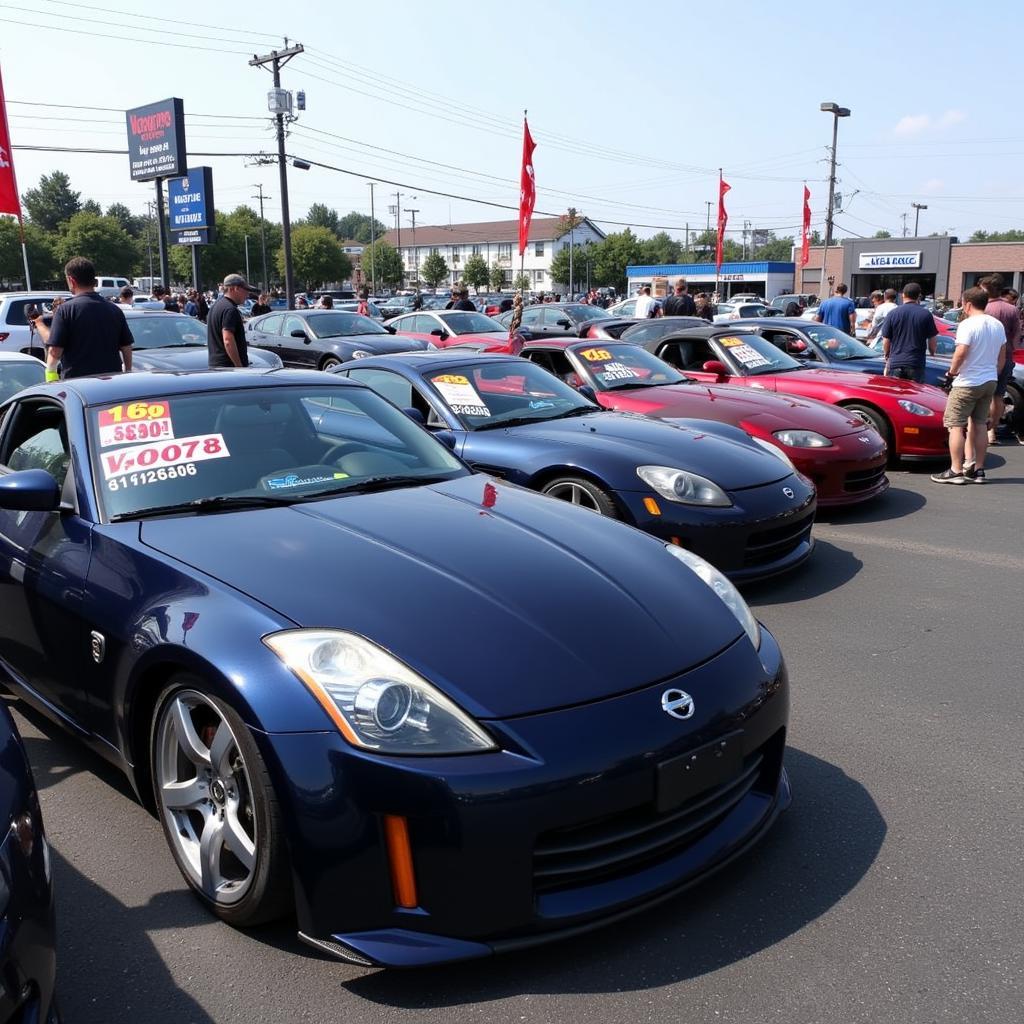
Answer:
[894,114,931,137]
[921,178,945,194]
[939,109,966,127]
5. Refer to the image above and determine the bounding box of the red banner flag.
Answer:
[715,172,731,275]
[518,116,536,257]
[800,185,811,267]
[0,66,22,220]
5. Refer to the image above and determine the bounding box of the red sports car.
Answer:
[389,310,516,352]
[637,326,949,461]
[521,339,889,506]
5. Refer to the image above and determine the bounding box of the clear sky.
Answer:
[0,0,1020,244]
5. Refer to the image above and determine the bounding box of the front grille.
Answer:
[533,731,783,894]
[743,513,813,568]
[843,465,886,493]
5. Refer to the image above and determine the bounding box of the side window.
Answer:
[257,314,284,335]
[625,323,654,343]
[346,368,415,410]
[520,307,543,326]
[2,402,71,488]
[284,315,307,337]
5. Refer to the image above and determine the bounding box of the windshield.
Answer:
[572,344,687,390]
[437,311,506,335]
[0,361,46,401]
[125,315,206,349]
[425,361,594,429]
[307,312,388,338]
[799,323,879,360]
[717,333,802,375]
[90,384,467,521]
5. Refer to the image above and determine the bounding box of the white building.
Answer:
[378,216,605,293]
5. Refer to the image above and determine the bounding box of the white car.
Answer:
[725,292,765,304]
[95,275,131,299]
[0,291,71,357]
[712,302,772,323]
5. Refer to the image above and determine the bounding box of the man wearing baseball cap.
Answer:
[207,273,257,368]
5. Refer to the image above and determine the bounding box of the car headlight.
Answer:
[771,429,832,448]
[750,436,797,469]
[351,349,372,360]
[636,466,731,506]
[898,400,934,417]
[665,545,760,650]
[264,630,497,754]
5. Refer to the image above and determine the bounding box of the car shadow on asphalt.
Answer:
[814,484,926,525]
[743,539,861,606]
[341,746,885,1004]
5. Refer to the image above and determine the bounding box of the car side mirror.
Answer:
[577,384,598,403]
[556,319,572,329]
[384,324,396,334]
[703,360,730,380]
[430,328,449,340]
[403,407,426,425]
[0,469,62,512]
[290,329,308,340]
[433,430,458,451]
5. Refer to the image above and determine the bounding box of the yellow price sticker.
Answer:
[433,374,469,385]
[580,348,612,361]
[719,337,745,347]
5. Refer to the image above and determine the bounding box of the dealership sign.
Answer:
[858,251,922,270]
[125,98,187,181]
[167,167,215,244]
[173,229,210,246]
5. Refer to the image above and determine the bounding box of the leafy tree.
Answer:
[969,228,1024,242]
[57,212,139,274]
[279,225,351,289]
[640,231,681,266]
[462,252,489,291]
[513,272,531,292]
[550,244,588,291]
[168,206,283,288]
[872,230,892,239]
[555,210,585,239]
[362,241,404,288]
[81,199,103,216]
[591,229,643,292]
[305,203,340,235]
[0,217,58,285]
[420,250,449,290]
[106,203,145,239]
[22,171,81,232]
[337,211,388,244]
[752,233,796,261]
[489,261,506,291]
[678,229,742,265]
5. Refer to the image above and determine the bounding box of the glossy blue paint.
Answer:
[0,469,61,512]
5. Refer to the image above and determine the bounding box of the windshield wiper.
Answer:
[475,415,550,430]
[603,379,685,390]
[112,494,298,521]
[309,473,456,496]
[549,405,602,419]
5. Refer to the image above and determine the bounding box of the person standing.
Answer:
[694,292,714,322]
[931,286,1006,484]
[977,275,1020,445]
[249,292,271,317]
[117,285,135,309]
[634,285,657,318]
[865,288,898,343]
[183,289,199,318]
[355,288,369,316]
[663,279,697,317]
[879,282,938,382]
[453,287,476,312]
[42,257,133,380]
[207,273,255,368]
[814,282,856,335]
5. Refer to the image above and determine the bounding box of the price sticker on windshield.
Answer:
[97,401,175,447]
[101,434,230,480]
[430,374,491,418]
[580,348,612,361]
[598,361,640,382]
[719,337,744,347]
[729,344,771,369]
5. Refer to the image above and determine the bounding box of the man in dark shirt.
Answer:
[207,273,255,368]
[249,292,272,317]
[879,282,937,383]
[44,256,133,380]
[662,279,697,317]
[452,287,476,312]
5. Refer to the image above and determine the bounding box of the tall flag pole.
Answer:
[518,110,536,293]
[0,65,29,288]
[800,183,811,268]
[715,169,730,300]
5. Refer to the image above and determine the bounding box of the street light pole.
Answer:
[819,101,851,297]
[912,202,927,237]
[251,184,270,292]
[244,235,251,283]
[368,182,376,295]
[705,201,713,239]
[407,208,419,288]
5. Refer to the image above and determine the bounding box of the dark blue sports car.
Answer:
[0,368,790,968]
[0,702,58,1021]
[738,318,951,387]
[124,311,283,371]
[334,351,816,582]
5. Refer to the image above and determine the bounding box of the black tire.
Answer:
[842,402,893,453]
[540,476,618,516]
[150,676,292,927]
[1004,382,1024,437]
[319,355,342,371]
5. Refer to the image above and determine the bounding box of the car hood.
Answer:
[606,382,866,439]
[138,475,745,718]
[132,347,281,370]
[323,336,429,354]
[783,367,949,405]
[503,412,790,490]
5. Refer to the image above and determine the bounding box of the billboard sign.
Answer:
[167,167,215,241]
[125,98,187,181]
[173,229,210,246]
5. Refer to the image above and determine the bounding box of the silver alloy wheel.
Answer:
[543,480,603,512]
[155,690,257,905]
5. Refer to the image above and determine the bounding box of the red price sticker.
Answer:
[101,434,230,480]
[98,401,174,448]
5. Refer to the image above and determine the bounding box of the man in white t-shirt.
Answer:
[865,288,897,343]
[634,285,657,319]
[931,286,1007,484]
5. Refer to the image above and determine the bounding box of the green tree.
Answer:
[969,228,1024,242]
[640,231,681,266]
[555,209,585,239]
[0,217,58,285]
[338,211,388,244]
[462,252,489,292]
[752,233,796,261]
[872,229,893,239]
[420,250,450,290]
[81,199,103,216]
[591,229,643,292]
[106,203,146,239]
[279,225,351,289]
[168,206,283,288]
[489,261,506,291]
[678,229,743,265]
[22,171,82,232]
[513,272,531,292]
[57,212,139,274]
[305,203,340,235]
[550,244,585,290]
[362,241,404,288]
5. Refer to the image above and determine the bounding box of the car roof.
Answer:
[0,291,69,300]
[0,351,42,363]
[28,367,365,407]
[122,309,193,319]
[344,350,512,372]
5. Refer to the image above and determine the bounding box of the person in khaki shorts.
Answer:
[931,286,1007,484]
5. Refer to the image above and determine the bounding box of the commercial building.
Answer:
[626,261,796,300]
[378,216,605,292]
[796,236,1024,301]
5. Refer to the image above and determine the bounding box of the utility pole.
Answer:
[901,212,909,238]
[250,41,304,308]
[705,201,713,239]
[145,200,155,285]
[742,219,751,260]
[819,101,851,297]
[389,193,403,285]
[912,202,927,237]
[244,235,251,284]
[568,207,577,297]
[368,182,376,295]
[251,184,271,291]
[407,208,419,288]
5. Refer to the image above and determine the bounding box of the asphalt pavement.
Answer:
[13,446,1024,1024]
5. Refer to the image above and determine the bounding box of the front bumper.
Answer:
[790,433,889,508]
[261,628,790,968]
[892,419,949,460]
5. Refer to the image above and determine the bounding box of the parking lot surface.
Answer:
[14,449,1024,1024]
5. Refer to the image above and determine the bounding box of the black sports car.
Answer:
[494,302,615,338]
[124,311,282,371]
[245,310,430,370]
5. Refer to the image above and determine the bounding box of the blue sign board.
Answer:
[167,167,215,242]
